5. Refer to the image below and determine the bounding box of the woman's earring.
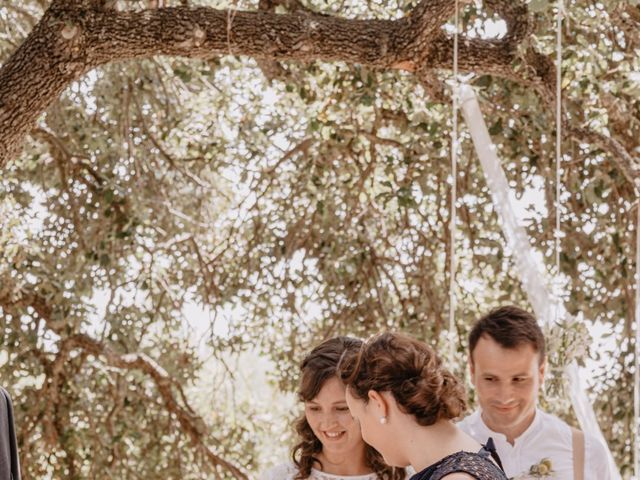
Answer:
[379,416,387,424]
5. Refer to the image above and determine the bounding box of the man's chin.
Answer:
[491,406,520,419]
[487,411,521,427]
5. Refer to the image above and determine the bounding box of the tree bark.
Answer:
[0,0,543,168]
[0,1,636,182]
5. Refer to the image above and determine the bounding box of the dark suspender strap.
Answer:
[483,437,505,473]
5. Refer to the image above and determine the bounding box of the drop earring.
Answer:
[379,416,387,424]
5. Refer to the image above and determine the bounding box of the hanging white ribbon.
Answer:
[457,83,621,480]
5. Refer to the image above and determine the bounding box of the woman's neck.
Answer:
[316,445,372,476]
[404,419,480,472]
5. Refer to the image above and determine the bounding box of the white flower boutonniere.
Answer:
[512,458,554,479]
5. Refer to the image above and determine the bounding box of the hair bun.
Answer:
[340,332,467,426]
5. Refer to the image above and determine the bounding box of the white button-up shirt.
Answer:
[458,409,612,480]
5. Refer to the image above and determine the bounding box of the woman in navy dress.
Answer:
[339,332,506,480]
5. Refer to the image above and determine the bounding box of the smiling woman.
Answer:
[260,336,406,480]
[304,378,363,454]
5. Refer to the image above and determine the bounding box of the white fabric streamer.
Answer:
[457,83,621,480]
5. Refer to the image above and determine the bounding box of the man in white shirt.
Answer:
[457,305,612,480]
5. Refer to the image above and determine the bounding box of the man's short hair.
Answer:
[469,305,546,363]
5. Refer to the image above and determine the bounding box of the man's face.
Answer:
[470,335,545,441]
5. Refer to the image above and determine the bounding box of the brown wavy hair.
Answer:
[292,336,405,480]
[339,332,466,426]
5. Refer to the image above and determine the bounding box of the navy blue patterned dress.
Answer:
[409,441,507,480]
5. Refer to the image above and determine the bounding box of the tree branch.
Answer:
[0,290,248,478]
[1,1,636,185]
[569,126,640,193]
[0,0,537,167]
[60,333,249,479]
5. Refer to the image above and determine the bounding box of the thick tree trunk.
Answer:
[0,5,92,165]
[1,0,635,181]
[0,0,539,168]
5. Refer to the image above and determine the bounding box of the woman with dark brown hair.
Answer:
[339,332,507,480]
[260,336,406,480]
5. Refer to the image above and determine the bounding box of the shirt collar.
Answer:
[473,408,543,445]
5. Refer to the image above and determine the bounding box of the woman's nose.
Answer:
[318,412,339,427]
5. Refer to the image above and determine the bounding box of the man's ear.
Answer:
[538,358,546,382]
[367,390,389,417]
[468,356,476,385]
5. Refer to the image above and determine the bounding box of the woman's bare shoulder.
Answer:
[440,473,476,480]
